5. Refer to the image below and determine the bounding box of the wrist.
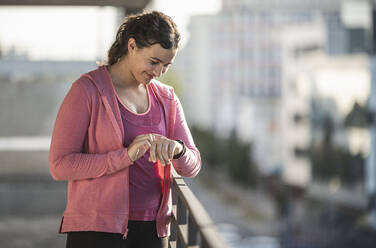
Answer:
[127,148,136,163]
[173,140,186,159]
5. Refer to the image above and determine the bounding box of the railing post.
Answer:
[177,197,187,225]
[177,197,187,248]
[202,238,209,248]
[170,185,177,244]
[188,213,198,245]
[177,236,184,248]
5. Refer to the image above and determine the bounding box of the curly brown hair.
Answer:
[106,10,180,66]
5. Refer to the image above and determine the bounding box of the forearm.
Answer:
[172,146,201,177]
[49,147,133,181]
[171,95,202,177]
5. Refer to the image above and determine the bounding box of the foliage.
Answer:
[310,115,365,185]
[190,126,259,187]
[157,69,182,97]
[344,101,370,128]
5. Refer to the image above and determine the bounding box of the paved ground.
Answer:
[186,167,279,246]
[0,216,66,248]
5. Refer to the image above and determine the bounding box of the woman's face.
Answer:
[128,39,177,85]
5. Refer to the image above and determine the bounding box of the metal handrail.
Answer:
[169,169,229,248]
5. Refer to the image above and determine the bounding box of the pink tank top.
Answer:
[117,84,166,221]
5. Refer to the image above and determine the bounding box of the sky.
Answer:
[0,0,221,60]
[316,68,370,115]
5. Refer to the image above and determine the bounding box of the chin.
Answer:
[144,77,153,84]
[136,76,151,85]
[137,80,150,85]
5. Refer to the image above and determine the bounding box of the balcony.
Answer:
[170,169,228,248]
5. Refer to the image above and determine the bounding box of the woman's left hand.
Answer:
[149,134,183,165]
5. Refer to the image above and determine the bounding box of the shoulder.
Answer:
[150,79,175,100]
[73,73,98,95]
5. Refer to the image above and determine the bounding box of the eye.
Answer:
[150,60,158,65]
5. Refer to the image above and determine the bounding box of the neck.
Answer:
[108,57,140,89]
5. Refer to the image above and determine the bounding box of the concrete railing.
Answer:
[169,170,229,248]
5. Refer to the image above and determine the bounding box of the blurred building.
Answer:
[326,0,372,54]
[278,23,327,186]
[368,57,376,227]
[366,1,376,229]
[222,0,372,55]
[177,0,326,187]
[0,53,96,136]
[176,0,375,188]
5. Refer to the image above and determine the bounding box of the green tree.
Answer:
[157,69,182,97]
[191,126,259,187]
[310,115,365,185]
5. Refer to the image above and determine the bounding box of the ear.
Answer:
[127,38,137,55]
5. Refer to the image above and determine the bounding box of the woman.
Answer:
[49,10,201,248]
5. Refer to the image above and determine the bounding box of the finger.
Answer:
[150,142,157,163]
[134,133,149,140]
[134,139,151,150]
[135,133,158,142]
[158,153,166,166]
[139,141,151,153]
[168,141,175,160]
[136,138,152,146]
[147,141,155,162]
[134,134,153,143]
[162,141,170,163]
[129,148,139,162]
[135,148,140,159]
[132,141,151,161]
[151,133,166,141]
[148,144,152,162]
[156,141,165,165]
[149,133,154,143]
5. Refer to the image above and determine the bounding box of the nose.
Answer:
[152,64,164,78]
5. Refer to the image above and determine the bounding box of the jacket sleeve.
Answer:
[171,93,202,178]
[49,80,133,181]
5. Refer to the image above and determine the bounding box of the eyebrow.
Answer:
[151,57,172,65]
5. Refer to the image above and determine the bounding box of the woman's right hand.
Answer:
[127,134,153,162]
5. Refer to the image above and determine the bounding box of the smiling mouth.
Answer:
[146,73,154,80]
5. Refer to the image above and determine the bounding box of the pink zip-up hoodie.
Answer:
[49,65,201,239]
